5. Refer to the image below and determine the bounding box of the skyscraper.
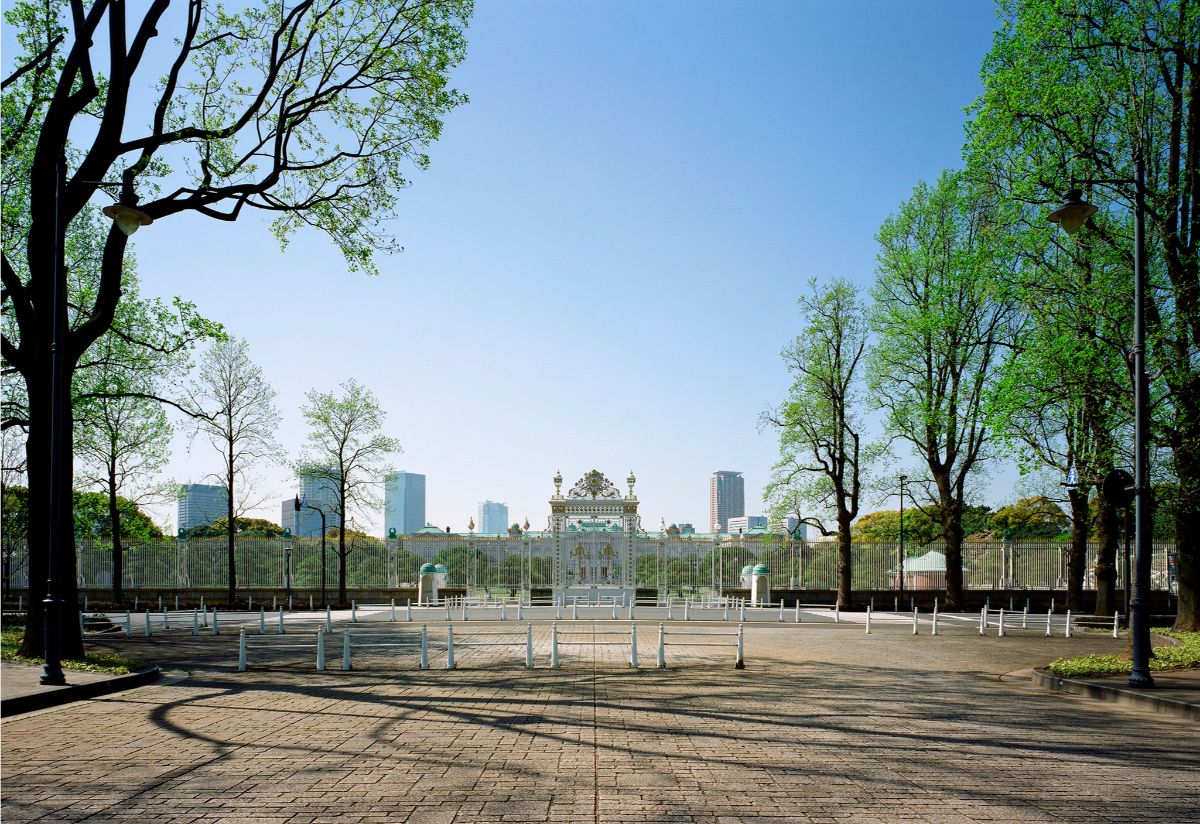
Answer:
[385,471,426,535]
[177,484,229,532]
[291,473,341,537]
[477,500,509,534]
[709,471,745,533]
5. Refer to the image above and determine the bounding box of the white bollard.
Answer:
[145,609,152,637]
[420,625,429,670]
[628,599,634,620]
[159,595,163,611]
[894,596,899,612]
[979,607,986,636]
[525,624,534,668]
[572,601,578,620]
[1113,612,1119,639]
[462,600,467,622]
[272,595,276,611]
[201,600,207,627]
[724,601,729,622]
[248,594,253,611]
[998,608,1006,637]
[288,596,293,611]
[84,595,89,611]
[342,626,352,671]
[238,628,247,671]
[125,610,132,638]
[611,601,617,620]
[1045,609,1052,637]
[163,608,170,630]
[135,595,139,611]
[259,608,266,635]
[739,601,745,622]
[795,601,801,624]
[278,608,285,635]
[684,600,690,622]
[657,623,666,668]
[445,601,451,621]
[865,607,871,634]
[211,609,219,636]
[18,594,22,611]
[391,599,397,621]
[501,602,506,621]
[316,628,326,671]
[779,601,784,623]
[1065,610,1073,638]
[912,607,919,635]
[407,600,413,622]
[326,606,332,631]
[518,602,523,621]
[556,602,562,620]
[667,598,673,620]
[834,601,840,624]
[191,609,197,636]
[352,601,358,624]
[932,603,939,636]
[735,624,745,669]
[1022,607,1028,629]
[308,595,313,611]
[446,625,456,669]
[551,623,560,668]
[79,611,85,635]
[629,623,639,668]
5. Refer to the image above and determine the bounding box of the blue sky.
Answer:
[99,1,1013,532]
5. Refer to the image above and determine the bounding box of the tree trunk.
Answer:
[934,474,964,611]
[1094,486,1119,617]
[1174,448,1200,631]
[226,447,236,606]
[108,463,124,606]
[17,366,84,660]
[836,511,852,608]
[1066,487,1089,611]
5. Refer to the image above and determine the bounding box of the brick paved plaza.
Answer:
[2,620,1197,823]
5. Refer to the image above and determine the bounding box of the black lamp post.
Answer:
[898,475,908,608]
[294,495,327,607]
[1048,152,1154,688]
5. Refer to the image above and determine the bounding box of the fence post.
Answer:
[342,626,351,671]
[998,608,1005,637]
[316,628,326,671]
[238,628,247,671]
[125,610,132,638]
[352,600,358,624]
[1065,610,1072,638]
[629,623,639,668]
[865,607,871,635]
[735,623,745,669]
[190,609,196,636]
[1045,609,1052,637]
[912,607,918,635]
[211,609,219,636]
[278,608,285,635]
[446,625,456,670]
[1113,612,1119,639]
[259,608,266,635]
[657,623,666,668]
[420,625,429,670]
[326,606,332,632]
[525,624,534,668]
[551,623,560,668]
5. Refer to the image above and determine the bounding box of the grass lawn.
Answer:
[0,626,147,675]
[1046,630,1200,678]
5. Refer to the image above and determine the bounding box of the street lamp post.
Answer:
[1048,151,1154,688]
[898,475,908,608]
[294,496,327,607]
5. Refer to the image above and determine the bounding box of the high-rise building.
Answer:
[177,484,228,532]
[771,515,806,539]
[726,515,767,534]
[290,473,341,537]
[477,500,509,534]
[709,471,745,533]
[678,523,696,535]
[385,471,426,535]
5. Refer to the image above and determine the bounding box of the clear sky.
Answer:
[112,0,1012,533]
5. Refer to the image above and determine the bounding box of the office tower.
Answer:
[177,484,229,532]
[726,515,767,534]
[477,500,509,534]
[771,515,806,539]
[293,472,342,537]
[385,471,426,535]
[280,499,297,535]
[678,523,696,535]
[709,471,745,533]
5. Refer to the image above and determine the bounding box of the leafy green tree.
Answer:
[184,517,284,539]
[298,380,401,603]
[868,170,1023,610]
[966,0,1199,630]
[188,338,280,604]
[1,0,471,657]
[764,279,875,606]
[852,509,942,545]
[990,496,1071,540]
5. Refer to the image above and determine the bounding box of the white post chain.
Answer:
[272,595,276,611]
[1065,610,1072,638]
[84,595,88,611]
[735,624,745,669]
[998,609,1006,637]
[175,595,179,611]
[211,609,219,636]
[629,623,639,668]
[1113,612,1119,639]
[259,609,266,635]
[446,625,456,670]
[316,628,325,671]
[238,628,246,672]
[420,625,429,670]
[201,599,207,626]
[278,608,285,635]
[125,610,132,638]
[657,623,666,668]
[551,623,560,668]
[525,624,533,668]
[342,626,351,670]
[1045,609,1052,637]
[865,607,871,635]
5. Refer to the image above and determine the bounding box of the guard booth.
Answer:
[418,563,448,604]
[751,564,770,605]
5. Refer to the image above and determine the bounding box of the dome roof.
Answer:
[433,563,448,574]
[419,563,436,574]
[753,563,769,575]
[741,565,754,576]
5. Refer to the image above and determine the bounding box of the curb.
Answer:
[1,665,161,718]
[1031,668,1199,721]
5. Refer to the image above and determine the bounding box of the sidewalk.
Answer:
[1032,666,1200,720]
[0,659,161,717]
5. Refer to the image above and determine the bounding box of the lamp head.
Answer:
[1048,189,1097,235]
[102,203,153,236]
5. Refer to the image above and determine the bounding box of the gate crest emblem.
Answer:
[567,470,621,500]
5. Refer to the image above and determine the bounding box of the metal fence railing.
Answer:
[0,537,1178,599]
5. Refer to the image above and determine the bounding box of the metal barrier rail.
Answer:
[547,623,745,670]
